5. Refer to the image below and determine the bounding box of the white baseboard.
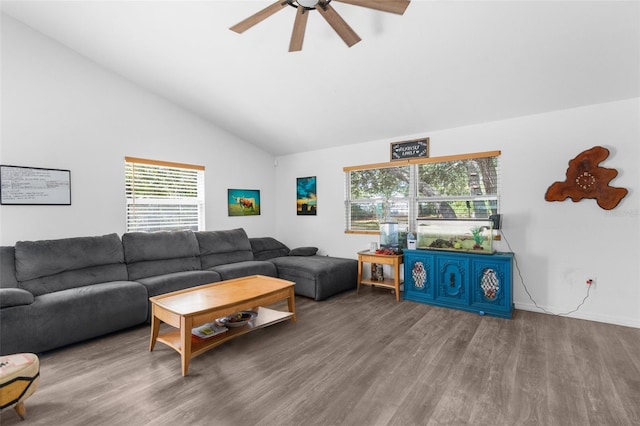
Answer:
[514,302,640,329]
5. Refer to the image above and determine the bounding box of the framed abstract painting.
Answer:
[297,176,317,215]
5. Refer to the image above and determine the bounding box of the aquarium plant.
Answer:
[470,227,484,250]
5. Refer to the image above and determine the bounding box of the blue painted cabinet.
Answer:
[404,249,513,318]
[435,255,470,308]
[403,252,435,302]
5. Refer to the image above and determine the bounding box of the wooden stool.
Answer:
[0,353,40,421]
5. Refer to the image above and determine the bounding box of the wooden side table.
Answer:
[357,250,404,302]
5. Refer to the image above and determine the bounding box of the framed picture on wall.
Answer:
[227,189,261,216]
[297,176,317,216]
[390,137,430,161]
[0,165,71,205]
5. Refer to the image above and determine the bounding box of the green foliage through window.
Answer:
[345,152,500,233]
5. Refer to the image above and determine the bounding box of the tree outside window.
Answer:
[346,152,500,234]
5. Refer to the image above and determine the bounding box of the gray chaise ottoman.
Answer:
[250,237,357,301]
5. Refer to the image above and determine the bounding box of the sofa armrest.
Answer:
[0,288,35,308]
[289,247,318,256]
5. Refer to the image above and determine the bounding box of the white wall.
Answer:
[0,15,277,244]
[275,99,640,328]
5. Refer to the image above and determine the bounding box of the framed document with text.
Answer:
[1,165,71,205]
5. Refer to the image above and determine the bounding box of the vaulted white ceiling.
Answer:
[2,0,639,156]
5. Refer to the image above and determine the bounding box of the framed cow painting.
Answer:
[227,189,261,216]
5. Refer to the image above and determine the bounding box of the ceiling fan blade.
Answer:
[289,6,309,52]
[230,1,289,34]
[332,0,410,15]
[316,2,361,47]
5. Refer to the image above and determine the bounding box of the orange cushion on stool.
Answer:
[0,353,40,414]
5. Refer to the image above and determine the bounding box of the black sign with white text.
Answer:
[390,138,429,161]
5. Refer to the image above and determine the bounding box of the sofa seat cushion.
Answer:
[269,256,357,301]
[196,229,255,269]
[135,270,222,299]
[2,281,148,355]
[208,261,277,281]
[123,231,201,280]
[18,264,130,297]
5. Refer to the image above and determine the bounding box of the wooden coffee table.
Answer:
[149,275,296,376]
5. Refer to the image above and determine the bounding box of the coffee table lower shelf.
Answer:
[156,306,292,356]
[153,306,293,375]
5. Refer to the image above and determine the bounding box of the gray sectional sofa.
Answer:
[0,228,357,355]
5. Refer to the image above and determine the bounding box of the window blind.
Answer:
[125,157,205,232]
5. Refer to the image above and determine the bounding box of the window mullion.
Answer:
[409,165,417,233]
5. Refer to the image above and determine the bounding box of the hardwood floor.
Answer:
[2,288,639,425]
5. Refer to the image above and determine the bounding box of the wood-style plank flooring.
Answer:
[2,288,639,425]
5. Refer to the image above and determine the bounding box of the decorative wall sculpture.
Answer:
[545,146,628,210]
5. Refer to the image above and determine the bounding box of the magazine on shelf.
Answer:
[192,322,228,339]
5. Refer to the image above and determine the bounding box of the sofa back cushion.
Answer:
[249,237,290,260]
[195,228,254,269]
[123,230,201,280]
[14,233,128,296]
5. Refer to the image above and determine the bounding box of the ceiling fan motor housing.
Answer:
[294,0,322,8]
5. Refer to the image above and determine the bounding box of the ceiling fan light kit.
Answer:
[298,0,320,7]
[230,0,411,52]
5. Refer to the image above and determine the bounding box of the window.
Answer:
[345,151,500,234]
[347,164,411,232]
[125,157,205,232]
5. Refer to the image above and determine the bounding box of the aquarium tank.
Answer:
[379,222,399,251]
[416,219,494,253]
